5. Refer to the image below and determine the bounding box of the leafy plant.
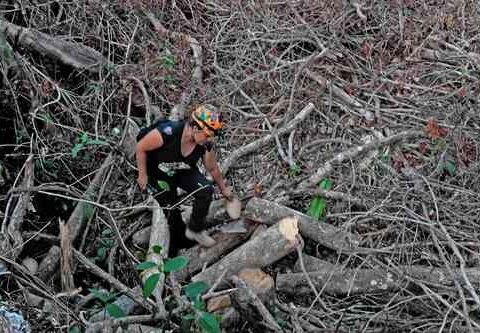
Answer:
[135,245,189,298]
[306,178,333,220]
[71,132,107,158]
[181,281,221,333]
[88,288,125,318]
[162,55,176,69]
[90,227,115,263]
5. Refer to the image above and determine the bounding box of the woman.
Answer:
[135,104,233,249]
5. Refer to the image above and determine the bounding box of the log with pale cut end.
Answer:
[277,263,480,296]
[175,221,256,281]
[230,276,282,332]
[192,217,299,286]
[244,197,361,252]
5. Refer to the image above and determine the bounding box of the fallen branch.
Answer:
[230,275,282,332]
[192,217,300,286]
[298,130,425,189]
[0,19,106,72]
[277,262,480,297]
[221,103,315,175]
[142,197,169,313]
[244,197,361,252]
[175,221,256,281]
[1,155,34,264]
[37,154,115,280]
[73,248,157,313]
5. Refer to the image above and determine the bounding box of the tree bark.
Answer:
[174,220,256,282]
[277,263,480,296]
[192,217,299,286]
[0,19,107,72]
[244,197,361,253]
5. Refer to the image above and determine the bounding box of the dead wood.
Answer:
[0,19,106,72]
[192,217,299,286]
[0,155,34,265]
[142,196,169,313]
[230,275,282,332]
[144,11,202,121]
[244,197,361,252]
[220,103,315,175]
[37,154,115,280]
[59,220,74,291]
[277,262,480,297]
[298,130,425,189]
[72,248,157,313]
[174,220,256,282]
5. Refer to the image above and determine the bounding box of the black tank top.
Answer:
[146,120,208,175]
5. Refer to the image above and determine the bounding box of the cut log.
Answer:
[175,220,256,282]
[37,154,115,280]
[277,263,480,297]
[237,268,275,303]
[36,246,61,281]
[293,254,335,273]
[207,295,231,312]
[0,19,106,72]
[142,197,169,313]
[244,197,361,252]
[192,217,299,286]
[230,276,282,332]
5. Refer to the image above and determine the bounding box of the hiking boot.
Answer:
[185,228,216,247]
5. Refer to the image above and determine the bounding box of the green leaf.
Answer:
[184,281,210,301]
[80,132,88,143]
[445,160,455,176]
[71,143,84,158]
[86,139,107,145]
[319,178,333,190]
[136,261,158,271]
[163,256,188,273]
[68,326,81,333]
[157,180,170,191]
[183,314,196,321]
[163,55,175,69]
[106,303,125,318]
[88,288,110,303]
[143,273,161,298]
[198,311,221,333]
[152,245,163,254]
[307,197,327,220]
[193,298,206,311]
[96,247,107,261]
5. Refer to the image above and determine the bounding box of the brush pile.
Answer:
[1,1,479,332]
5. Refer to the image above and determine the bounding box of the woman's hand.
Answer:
[222,186,234,201]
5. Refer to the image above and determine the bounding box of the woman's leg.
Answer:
[176,168,214,232]
[149,172,195,254]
